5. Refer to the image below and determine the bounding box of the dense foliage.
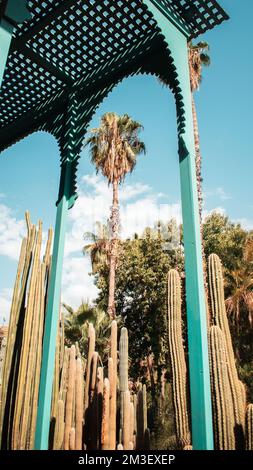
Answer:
[82,213,253,388]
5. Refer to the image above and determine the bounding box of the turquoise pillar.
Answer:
[34,162,70,450]
[0,19,12,87]
[35,92,79,449]
[144,1,213,449]
[0,1,30,88]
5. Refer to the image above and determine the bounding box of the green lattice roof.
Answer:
[0,0,228,154]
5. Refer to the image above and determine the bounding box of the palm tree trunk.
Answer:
[191,94,203,220]
[108,180,119,319]
[192,93,209,319]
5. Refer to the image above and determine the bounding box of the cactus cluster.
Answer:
[167,254,253,450]
[51,320,149,450]
[0,213,52,450]
[79,322,149,450]
[208,254,246,449]
[166,269,190,448]
[0,215,150,450]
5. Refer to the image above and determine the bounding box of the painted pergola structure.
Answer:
[0,0,228,450]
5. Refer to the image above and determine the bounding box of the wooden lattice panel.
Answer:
[0,0,228,152]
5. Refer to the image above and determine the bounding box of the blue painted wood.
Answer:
[144,1,214,450]
[35,96,79,449]
[0,19,13,87]
[34,191,68,450]
[0,1,31,87]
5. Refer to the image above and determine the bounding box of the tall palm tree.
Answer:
[188,41,210,219]
[83,221,110,274]
[85,112,146,319]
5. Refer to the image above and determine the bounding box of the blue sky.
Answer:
[0,0,252,321]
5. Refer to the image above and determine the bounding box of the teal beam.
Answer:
[144,1,213,449]
[0,19,12,87]
[0,1,31,88]
[34,162,71,450]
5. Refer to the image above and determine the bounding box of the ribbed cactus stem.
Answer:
[29,261,47,449]
[53,400,65,450]
[144,428,150,450]
[136,386,142,449]
[167,269,190,448]
[119,328,128,392]
[108,357,116,449]
[119,327,128,434]
[69,428,76,450]
[84,324,95,413]
[101,378,110,450]
[12,222,42,450]
[246,404,253,450]
[130,400,135,448]
[142,384,147,434]
[209,326,235,450]
[123,390,131,450]
[89,352,99,450]
[109,320,117,450]
[0,235,27,445]
[75,357,83,450]
[64,345,76,450]
[208,254,245,434]
[97,366,104,449]
[0,336,7,400]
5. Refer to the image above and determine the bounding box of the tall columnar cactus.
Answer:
[75,357,83,450]
[97,366,104,449]
[0,214,54,450]
[89,352,99,450]
[208,254,245,439]
[109,320,117,450]
[101,378,110,450]
[84,324,95,414]
[119,327,128,393]
[53,400,65,450]
[119,327,128,432]
[0,225,145,455]
[0,335,7,398]
[209,326,235,450]
[64,345,76,450]
[130,399,135,448]
[122,390,131,450]
[0,225,28,444]
[167,269,190,448]
[246,404,253,450]
[69,428,76,450]
[14,222,43,450]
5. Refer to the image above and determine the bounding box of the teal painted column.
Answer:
[34,197,68,449]
[35,91,79,449]
[0,19,12,87]
[144,1,213,450]
[0,1,30,88]
[34,163,71,450]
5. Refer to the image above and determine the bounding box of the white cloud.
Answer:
[204,187,231,202]
[61,256,98,310]
[203,207,253,231]
[0,288,13,324]
[203,206,226,220]
[233,218,253,231]
[0,204,26,260]
[66,173,182,255]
